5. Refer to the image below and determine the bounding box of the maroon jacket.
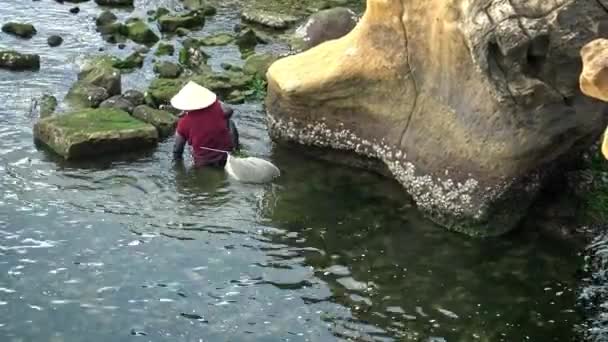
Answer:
[173,101,234,166]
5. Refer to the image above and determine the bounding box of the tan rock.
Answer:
[266,0,608,236]
[580,39,608,160]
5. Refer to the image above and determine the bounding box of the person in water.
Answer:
[171,81,239,167]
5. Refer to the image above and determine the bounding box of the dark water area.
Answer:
[0,0,582,341]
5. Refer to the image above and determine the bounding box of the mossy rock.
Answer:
[146,78,186,105]
[0,50,40,71]
[39,95,58,118]
[240,9,298,29]
[78,56,122,96]
[182,0,217,15]
[153,61,183,78]
[175,28,191,37]
[112,52,145,71]
[96,10,118,26]
[2,22,37,39]
[178,46,210,72]
[199,33,234,46]
[235,28,258,51]
[190,71,253,97]
[99,95,136,113]
[33,108,158,160]
[243,53,278,80]
[65,83,110,108]
[125,19,159,45]
[132,105,177,138]
[155,42,175,56]
[158,12,205,33]
[97,22,125,35]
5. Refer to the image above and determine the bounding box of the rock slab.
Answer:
[34,108,158,159]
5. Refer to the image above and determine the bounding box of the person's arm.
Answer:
[220,102,234,119]
[173,133,187,160]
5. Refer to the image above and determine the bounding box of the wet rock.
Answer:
[39,95,58,118]
[132,105,177,137]
[2,22,37,39]
[69,7,80,14]
[243,53,277,80]
[153,61,182,79]
[266,0,608,236]
[155,42,174,56]
[291,7,358,51]
[122,90,145,107]
[146,78,185,105]
[96,10,117,27]
[158,11,205,33]
[241,9,297,29]
[175,28,190,37]
[178,45,210,72]
[199,33,234,46]
[190,70,253,97]
[221,63,242,72]
[33,108,158,159]
[153,7,170,19]
[112,51,145,71]
[125,19,159,45]
[47,35,64,47]
[0,50,40,71]
[94,0,133,6]
[182,0,217,15]
[99,95,135,113]
[66,56,121,107]
[235,28,258,52]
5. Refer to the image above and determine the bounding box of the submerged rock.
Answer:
[158,12,204,33]
[125,19,159,45]
[153,61,182,79]
[39,95,58,118]
[2,22,37,38]
[47,35,64,47]
[33,108,158,159]
[291,7,358,51]
[243,53,277,80]
[94,0,133,6]
[241,9,297,29]
[0,50,40,71]
[132,105,177,137]
[265,0,608,236]
[235,28,258,52]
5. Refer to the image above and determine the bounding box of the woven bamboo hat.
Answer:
[170,81,217,111]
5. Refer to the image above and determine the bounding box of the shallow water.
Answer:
[0,1,581,341]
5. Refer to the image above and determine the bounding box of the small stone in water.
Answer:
[47,35,63,47]
[69,7,80,14]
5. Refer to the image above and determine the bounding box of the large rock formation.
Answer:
[266,0,608,236]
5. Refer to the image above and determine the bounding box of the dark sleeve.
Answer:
[173,132,187,160]
[220,102,234,119]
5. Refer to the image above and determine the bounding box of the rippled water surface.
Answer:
[0,1,581,341]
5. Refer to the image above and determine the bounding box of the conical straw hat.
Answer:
[170,81,217,111]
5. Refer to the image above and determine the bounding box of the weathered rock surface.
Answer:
[99,95,135,113]
[0,50,40,71]
[199,33,234,46]
[158,12,204,33]
[33,108,158,159]
[125,19,159,45]
[66,57,121,108]
[292,7,358,51]
[153,61,183,78]
[2,22,37,38]
[122,89,145,107]
[132,105,177,137]
[243,53,277,80]
[155,41,175,56]
[39,95,58,118]
[266,0,608,236]
[241,9,297,29]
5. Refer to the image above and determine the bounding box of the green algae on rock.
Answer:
[243,53,277,80]
[153,61,182,79]
[66,56,121,108]
[146,78,186,105]
[182,0,217,15]
[0,50,40,71]
[155,42,175,56]
[112,51,145,71]
[2,22,37,38]
[199,33,234,46]
[158,11,205,33]
[39,95,58,118]
[33,108,158,160]
[132,105,177,138]
[96,10,118,26]
[125,19,159,45]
